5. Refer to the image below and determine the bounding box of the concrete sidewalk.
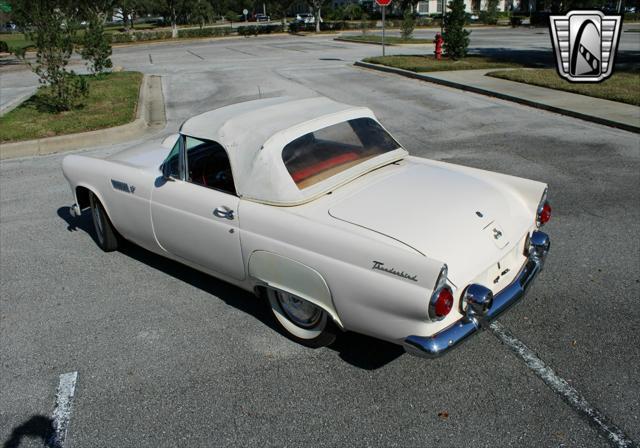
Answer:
[355,62,640,133]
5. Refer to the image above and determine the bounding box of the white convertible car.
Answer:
[63,97,551,357]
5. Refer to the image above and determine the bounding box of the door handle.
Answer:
[213,206,234,220]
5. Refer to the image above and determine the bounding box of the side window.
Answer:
[164,137,182,179]
[185,136,236,195]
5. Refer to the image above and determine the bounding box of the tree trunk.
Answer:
[315,7,321,32]
[171,6,178,38]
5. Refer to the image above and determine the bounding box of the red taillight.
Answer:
[538,202,551,225]
[433,287,454,318]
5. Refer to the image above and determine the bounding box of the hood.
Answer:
[107,139,171,170]
[328,161,533,285]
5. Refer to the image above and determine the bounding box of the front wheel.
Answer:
[266,288,337,348]
[89,192,119,252]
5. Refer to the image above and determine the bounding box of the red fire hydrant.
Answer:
[434,33,444,60]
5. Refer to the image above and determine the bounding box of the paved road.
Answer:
[1,32,639,447]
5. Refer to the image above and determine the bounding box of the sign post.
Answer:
[375,0,392,57]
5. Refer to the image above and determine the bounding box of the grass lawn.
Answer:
[0,33,34,52]
[0,71,143,143]
[487,68,640,106]
[339,35,434,44]
[362,54,521,72]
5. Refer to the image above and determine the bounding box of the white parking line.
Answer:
[47,371,78,448]
[489,322,635,448]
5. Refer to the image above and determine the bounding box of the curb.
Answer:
[0,74,167,160]
[354,61,640,134]
[334,37,396,46]
[0,89,37,116]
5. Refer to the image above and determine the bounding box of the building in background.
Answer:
[414,0,528,15]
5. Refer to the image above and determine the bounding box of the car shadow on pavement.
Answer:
[57,206,405,370]
[2,415,55,448]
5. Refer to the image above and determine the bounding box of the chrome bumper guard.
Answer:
[69,203,81,218]
[404,231,550,358]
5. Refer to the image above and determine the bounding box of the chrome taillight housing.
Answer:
[536,189,551,227]
[429,265,453,321]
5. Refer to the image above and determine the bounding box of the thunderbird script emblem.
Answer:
[372,261,418,282]
[549,10,622,82]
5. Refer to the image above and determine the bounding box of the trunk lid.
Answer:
[328,162,531,285]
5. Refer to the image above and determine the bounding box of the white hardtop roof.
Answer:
[179,97,407,205]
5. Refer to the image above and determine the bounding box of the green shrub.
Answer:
[81,16,113,74]
[401,9,415,40]
[108,30,174,43]
[108,33,133,43]
[177,27,232,38]
[444,0,470,59]
[510,16,524,27]
[343,3,363,20]
[236,24,282,36]
[415,17,433,26]
[288,21,300,33]
[480,0,499,25]
[240,25,257,36]
[360,13,371,34]
[0,40,9,53]
[320,21,346,31]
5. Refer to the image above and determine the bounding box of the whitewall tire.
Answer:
[266,288,337,348]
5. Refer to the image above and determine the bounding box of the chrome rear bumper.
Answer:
[403,231,550,358]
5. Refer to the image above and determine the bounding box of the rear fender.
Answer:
[248,250,343,328]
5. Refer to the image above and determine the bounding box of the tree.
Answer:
[343,3,362,20]
[398,0,421,16]
[360,11,370,35]
[400,8,415,40]
[225,9,237,22]
[12,0,89,111]
[192,0,214,28]
[443,0,470,59]
[113,1,136,31]
[267,0,296,27]
[310,0,326,32]
[154,0,194,38]
[81,13,113,74]
[481,0,499,25]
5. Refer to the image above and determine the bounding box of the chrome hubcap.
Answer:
[276,291,322,328]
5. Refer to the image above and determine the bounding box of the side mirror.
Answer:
[161,162,175,181]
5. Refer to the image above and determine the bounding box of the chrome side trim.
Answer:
[403,231,549,358]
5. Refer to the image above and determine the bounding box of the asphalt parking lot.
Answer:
[1,29,639,447]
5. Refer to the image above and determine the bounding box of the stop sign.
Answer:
[375,0,392,6]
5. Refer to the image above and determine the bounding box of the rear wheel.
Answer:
[89,193,119,252]
[266,288,337,348]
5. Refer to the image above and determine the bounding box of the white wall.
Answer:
[415,0,510,15]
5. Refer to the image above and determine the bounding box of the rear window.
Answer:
[282,118,400,189]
